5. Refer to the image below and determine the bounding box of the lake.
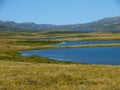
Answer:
[21,47,120,65]
[25,38,57,40]
[71,30,120,33]
[53,40,120,46]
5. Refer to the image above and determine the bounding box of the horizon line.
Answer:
[0,16,120,25]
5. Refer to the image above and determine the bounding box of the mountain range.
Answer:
[0,16,120,31]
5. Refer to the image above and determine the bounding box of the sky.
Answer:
[0,0,120,25]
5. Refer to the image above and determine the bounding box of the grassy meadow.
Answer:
[0,31,120,90]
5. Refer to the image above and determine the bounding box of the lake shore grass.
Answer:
[0,31,120,90]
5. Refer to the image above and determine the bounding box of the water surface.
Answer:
[71,30,120,33]
[25,38,57,40]
[21,47,120,65]
[53,40,120,46]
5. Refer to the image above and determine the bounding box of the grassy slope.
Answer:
[0,31,120,90]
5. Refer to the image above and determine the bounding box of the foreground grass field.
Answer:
[0,31,120,90]
[0,61,120,90]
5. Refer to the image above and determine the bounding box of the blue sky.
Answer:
[0,0,120,25]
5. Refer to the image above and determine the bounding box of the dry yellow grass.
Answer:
[0,61,120,90]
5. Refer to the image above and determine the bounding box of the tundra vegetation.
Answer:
[0,30,120,90]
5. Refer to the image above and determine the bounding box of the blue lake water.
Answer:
[22,37,120,65]
[71,30,97,33]
[53,40,120,46]
[21,47,120,65]
[71,30,120,33]
[25,38,57,40]
[108,30,120,33]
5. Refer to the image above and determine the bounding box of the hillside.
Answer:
[0,16,120,31]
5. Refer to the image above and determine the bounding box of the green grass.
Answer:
[9,40,61,46]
